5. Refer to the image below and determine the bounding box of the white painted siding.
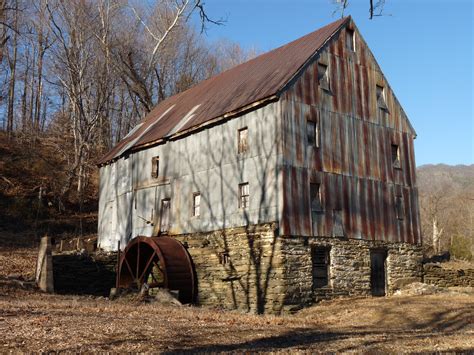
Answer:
[98,102,283,250]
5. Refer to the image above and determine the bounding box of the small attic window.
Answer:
[318,63,330,91]
[346,28,355,51]
[391,144,401,169]
[376,85,388,111]
[151,156,159,178]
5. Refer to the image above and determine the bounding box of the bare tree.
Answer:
[6,0,18,136]
[333,0,387,19]
[45,0,114,198]
[0,0,10,68]
[109,0,222,114]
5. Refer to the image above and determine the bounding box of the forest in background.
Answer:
[0,1,472,260]
[418,164,473,260]
[0,0,255,206]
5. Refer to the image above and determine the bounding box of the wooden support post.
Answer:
[35,235,54,293]
[116,240,121,289]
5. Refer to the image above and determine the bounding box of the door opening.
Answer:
[370,249,387,296]
[160,198,171,233]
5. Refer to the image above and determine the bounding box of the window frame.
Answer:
[395,194,404,220]
[317,62,330,92]
[310,182,323,212]
[237,127,249,154]
[239,182,250,209]
[306,119,320,148]
[192,192,201,217]
[376,84,388,111]
[391,143,401,169]
[346,28,355,52]
[151,156,159,178]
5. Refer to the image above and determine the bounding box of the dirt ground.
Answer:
[0,247,473,353]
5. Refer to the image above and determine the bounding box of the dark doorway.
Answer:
[370,249,387,296]
[312,246,330,289]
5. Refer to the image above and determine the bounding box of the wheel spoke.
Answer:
[123,257,135,280]
[138,251,157,282]
[136,240,140,284]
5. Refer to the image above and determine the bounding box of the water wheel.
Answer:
[117,236,196,304]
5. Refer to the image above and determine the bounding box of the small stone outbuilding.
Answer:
[97,17,423,313]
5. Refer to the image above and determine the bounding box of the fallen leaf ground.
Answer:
[0,245,473,353]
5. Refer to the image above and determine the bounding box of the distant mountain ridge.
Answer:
[417,164,474,191]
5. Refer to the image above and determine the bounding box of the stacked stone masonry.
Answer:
[423,264,474,288]
[174,223,423,314]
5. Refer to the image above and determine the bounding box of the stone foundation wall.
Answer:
[173,224,423,314]
[174,223,285,314]
[53,252,117,296]
[280,237,423,312]
[423,264,474,287]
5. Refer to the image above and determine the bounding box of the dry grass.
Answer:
[0,286,472,353]
[0,247,473,353]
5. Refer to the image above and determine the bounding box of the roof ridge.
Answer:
[99,17,350,165]
[143,17,350,123]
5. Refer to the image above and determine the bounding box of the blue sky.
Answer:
[198,0,473,166]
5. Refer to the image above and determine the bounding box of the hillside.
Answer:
[417,164,474,192]
[0,133,98,247]
[417,164,474,259]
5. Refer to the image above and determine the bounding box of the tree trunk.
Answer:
[34,29,45,132]
[0,0,8,70]
[432,218,443,254]
[6,3,18,137]
[21,52,29,131]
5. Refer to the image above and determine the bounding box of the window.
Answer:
[317,63,330,91]
[307,120,320,147]
[193,193,201,217]
[238,127,248,154]
[315,119,320,147]
[310,183,322,211]
[219,251,229,265]
[332,210,344,237]
[151,156,159,178]
[376,85,388,110]
[391,144,401,169]
[312,247,330,289]
[396,195,404,220]
[346,28,355,51]
[239,182,249,209]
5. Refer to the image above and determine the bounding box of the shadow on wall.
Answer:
[176,107,281,314]
[53,253,117,296]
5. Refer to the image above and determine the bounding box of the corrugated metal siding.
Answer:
[280,21,421,244]
[281,27,415,135]
[281,166,421,243]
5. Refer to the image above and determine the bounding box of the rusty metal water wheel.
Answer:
[117,236,196,304]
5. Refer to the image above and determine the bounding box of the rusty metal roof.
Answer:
[99,17,350,165]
